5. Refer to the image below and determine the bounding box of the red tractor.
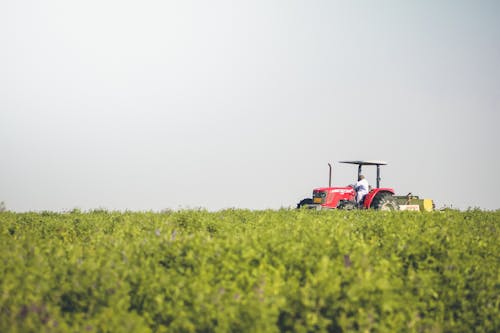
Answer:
[297,160,400,211]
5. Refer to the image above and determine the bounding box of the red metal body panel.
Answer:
[363,188,395,209]
[313,187,355,209]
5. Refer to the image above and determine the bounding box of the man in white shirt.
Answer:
[355,175,369,205]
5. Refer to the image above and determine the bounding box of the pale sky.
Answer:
[1,1,499,211]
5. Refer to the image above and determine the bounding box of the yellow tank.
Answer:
[421,199,434,212]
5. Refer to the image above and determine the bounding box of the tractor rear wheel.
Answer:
[371,193,399,211]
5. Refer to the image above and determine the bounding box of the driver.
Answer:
[355,175,369,205]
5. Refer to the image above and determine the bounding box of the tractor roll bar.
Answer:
[339,160,388,189]
[376,165,381,189]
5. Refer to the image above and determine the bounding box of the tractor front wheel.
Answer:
[371,193,399,211]
[337,200,357,210]
[297,198,313,209]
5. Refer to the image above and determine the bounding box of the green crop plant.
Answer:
[0,209,499,332]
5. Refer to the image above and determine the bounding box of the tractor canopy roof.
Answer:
[339,160,388,166]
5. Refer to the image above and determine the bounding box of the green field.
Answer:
[1,209,499,332]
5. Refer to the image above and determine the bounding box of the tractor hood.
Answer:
[314,186,353,193]
[312,187,355,207]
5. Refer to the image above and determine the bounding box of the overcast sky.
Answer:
[1,0,499,211]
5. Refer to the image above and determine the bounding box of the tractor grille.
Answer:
[313,191,327,204]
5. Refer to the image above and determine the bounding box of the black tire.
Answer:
[297,198,314,209]
[371,193,399,211]
[337,200,357,210]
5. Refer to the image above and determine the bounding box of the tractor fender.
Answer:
[363,188,395,209]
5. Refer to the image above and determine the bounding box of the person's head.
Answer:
[358,175,365,181]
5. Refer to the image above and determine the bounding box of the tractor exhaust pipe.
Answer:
[328,163,332,188]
